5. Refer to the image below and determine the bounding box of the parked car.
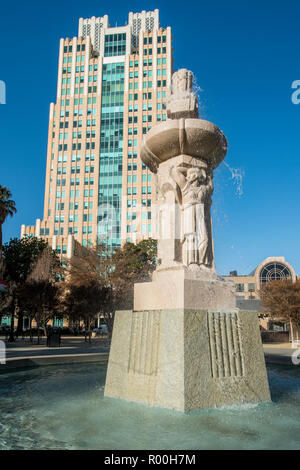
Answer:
[93,325,108,335]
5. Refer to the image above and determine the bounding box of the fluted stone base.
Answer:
[104,309,271,411]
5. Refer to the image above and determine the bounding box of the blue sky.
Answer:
[1,0,299,275]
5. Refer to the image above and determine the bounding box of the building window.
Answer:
[104,33,126,57]
[259,262,292,284]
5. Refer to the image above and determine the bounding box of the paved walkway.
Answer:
[2,336,109,357]
[1,337,299,370]
[0,336,110,369]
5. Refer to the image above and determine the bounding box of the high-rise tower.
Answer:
[21,10,173,255]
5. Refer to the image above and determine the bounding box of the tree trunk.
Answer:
[8,298,15,342]
[88,316,91,343]
[29,317,33,343]
[37,318,40,345]
[17,312,23,337]
[0,221,3,265]
[0,214,8,277]
[290,319,295,345]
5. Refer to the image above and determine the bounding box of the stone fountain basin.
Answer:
[140,118,227,173]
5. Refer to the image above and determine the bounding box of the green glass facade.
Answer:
[98,62,124,248]
[104,34,126,57]
[53,317,64,327]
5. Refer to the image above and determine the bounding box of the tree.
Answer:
[2,237,48,285]
[61,282,105,342]
[108,239,157,312]
[59,283,81,331]
[26,245,62,284]
[259,279,300,343]
[67,239,157,336]
[18,280,60,343]
[17,246,62,343]
[0,186,17,271]
[2,237,54,340]
[63,243,113,336]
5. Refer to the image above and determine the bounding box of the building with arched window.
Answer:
[222,257,299,336]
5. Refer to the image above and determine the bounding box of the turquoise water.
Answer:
[0,363,299,450]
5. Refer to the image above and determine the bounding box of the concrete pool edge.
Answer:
[0,349,297,371]
[264,353,295,366]
[0,352,109,370]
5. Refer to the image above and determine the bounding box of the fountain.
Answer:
[105,69,271,411]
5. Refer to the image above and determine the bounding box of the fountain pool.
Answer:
[0,362,299,450]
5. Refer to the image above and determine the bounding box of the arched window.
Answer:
[259,262,292,284]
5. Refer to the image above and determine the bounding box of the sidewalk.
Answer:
[1,337,299,370]
[0,336,110,370]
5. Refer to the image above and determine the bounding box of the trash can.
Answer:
[47,327,61,347]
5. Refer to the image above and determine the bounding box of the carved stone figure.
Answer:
[170,161,213,268]
[172,68,193,95]
[167,68,198,119]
